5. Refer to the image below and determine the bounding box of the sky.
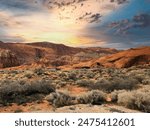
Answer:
[0,0,150,49]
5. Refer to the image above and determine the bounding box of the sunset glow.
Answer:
[0,0,150,49]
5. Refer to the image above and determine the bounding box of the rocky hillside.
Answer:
[0,41,118,68]
[92,46,150,68]
[0,49,20,68]
[26,42,82,56]
[73,46,150,69]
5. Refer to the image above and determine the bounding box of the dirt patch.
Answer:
[0,100,53,113]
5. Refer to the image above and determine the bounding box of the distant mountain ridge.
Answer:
[0,41,118,68]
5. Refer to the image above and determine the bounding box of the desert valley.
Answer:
[0,0,150,113]
[0,41,150,113]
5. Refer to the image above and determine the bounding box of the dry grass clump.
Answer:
[45,90,106,108]
[76,77,139,92]
[45,92,76,108]
[110,90,127,102]
[67,71,77,80]
[142,78,150,85]
[76,79,95,88]
[77,90,106,105]
[34,68,45,75]
[0,79,55,105]
[110,86,150,112]
[24,72,33,79]
[117,88,150,112]
[95,77,139,92]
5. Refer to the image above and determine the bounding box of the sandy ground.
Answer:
[0,101,140,113]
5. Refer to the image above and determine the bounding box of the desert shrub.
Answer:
[24,80,55,95]
[59,72,67,78]
[76,79,94,88]
[0,79,55,104]
[94,79,111,91]
[77,90,106,105]
[10,70,19,74]
[140,86,150,92]
[142,78,150,85]
[111,78,138,90]
[94,77,139,92]
[117,91,135,109]
[24,72,33,79]
[86,71,95,78]
[118,90,150,112]
[76,76,139,92]
[110,90,127,102]
[132,75,144,83]
[45,90,107,107]
[56,81,67,88]
[14,109,23,113]
[45,92,76,108]
[67,72,77,80]
[34,68,45,75]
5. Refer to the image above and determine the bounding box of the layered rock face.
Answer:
[0,49,20,68]
[72,47,150,69]
[91,47,150,68]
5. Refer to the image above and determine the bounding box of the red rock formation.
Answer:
[0,41,118,68]
[92,47,150,68]
[70,46,150,69]
[0,49,20,68]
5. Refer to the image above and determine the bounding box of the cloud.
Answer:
[108,13,150,35]
[110,0,129,4]
[77,12,102,23]
[43,0,124,23]
[0,11,23,28]
[0,0,150,49]
[0,34,25,43]
[0,11,25,42]
[0,0,41,12]
[89,13,102,23]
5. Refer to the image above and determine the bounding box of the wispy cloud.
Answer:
[0,0,150,49]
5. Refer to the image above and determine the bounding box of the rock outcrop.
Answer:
[0,49,20,68]
[92,47,150,68]
[72,46,150,69]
